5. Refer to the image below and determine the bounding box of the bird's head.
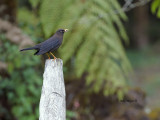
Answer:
[56,29,68,35]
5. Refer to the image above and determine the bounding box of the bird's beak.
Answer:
[64,29,68,32]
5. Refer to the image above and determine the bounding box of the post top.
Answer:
[45,58,63,69]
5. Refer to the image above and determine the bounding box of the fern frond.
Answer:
[39,0,132,96]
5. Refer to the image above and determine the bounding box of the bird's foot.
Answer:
[50,52,57,61]
[51,57,57,61]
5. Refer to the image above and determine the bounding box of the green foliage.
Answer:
[0,34,42,120]
[17,7,43,43]
[29,0,40,8]
[66,110,77,120]
[151,0,160,18]
[18,8,38,25]
[39,0,131,97]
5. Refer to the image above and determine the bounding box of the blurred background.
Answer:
[0,0,160,120]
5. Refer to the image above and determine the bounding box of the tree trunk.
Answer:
[133,4,149,49]
[0,0,17,23]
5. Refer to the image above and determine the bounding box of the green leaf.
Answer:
[117,89,124,101]
[151,0,160,14]
[29,0,40,8]
[66,110,76,118]
[157,7,160,17]
[8,63,14,73]
[151,0,160,18]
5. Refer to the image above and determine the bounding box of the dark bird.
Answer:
[20,29,68,59]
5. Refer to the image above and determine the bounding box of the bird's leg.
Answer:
[46,53,50,59]
[50,52,57,60]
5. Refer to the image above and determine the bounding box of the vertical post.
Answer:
[39,59,66,120]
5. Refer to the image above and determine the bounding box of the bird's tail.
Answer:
[20,46,37,51]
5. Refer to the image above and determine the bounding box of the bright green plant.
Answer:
[38,0,131,99]
[151,0,160,18]
[66,110,77,120]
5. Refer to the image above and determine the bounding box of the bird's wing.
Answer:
[35,38,60,55]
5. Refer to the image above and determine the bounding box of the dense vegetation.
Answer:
[0,0,160,120]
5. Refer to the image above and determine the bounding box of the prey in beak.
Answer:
[64,29,68,32]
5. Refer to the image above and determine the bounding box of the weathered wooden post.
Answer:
[39,59,66,120]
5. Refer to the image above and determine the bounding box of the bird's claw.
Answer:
[52,57,57,61]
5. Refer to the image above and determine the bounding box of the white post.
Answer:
[39,59,66,120]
